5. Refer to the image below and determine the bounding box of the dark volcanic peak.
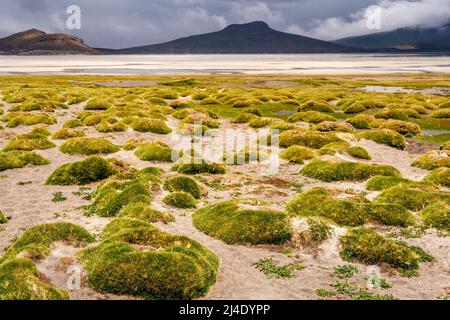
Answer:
[110,21,360,54]
[0,29,101,55]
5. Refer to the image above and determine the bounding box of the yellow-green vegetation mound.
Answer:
[375,185,450,211]
[358,129,405,150]
[340,228,432,276]
[0,210,7,224]
[347,146,371,160]
[60,137,120,155]
[424,168,450,187]
[286,188,413,227]
[130,118,171,134]
[51,128,85,140]
[193,199,292,245]
[46,156,118,185]
[84,99,111,110]
[163,192,198,209]
[366,176,435,191]
[298,100,334,113]
[346,114,375,129]
[288,111,336,124]
[86,173,161,218]
[412,151,450,170]
[280,129,341,149]
[0,258,69,300]
[3,222,95,260]
[300,160,400,182]
[315,121,355,133]
[0,222,95,300]
[377,119,421,136]
[164,175,201,198]
[172,159,226,175]
[3,127,55,151]
[280,145,317,164]
[420,202,449,232]
[79,218,219,300]
[1,112,57,127]
[0,151,50,171]
[135,141,175,162]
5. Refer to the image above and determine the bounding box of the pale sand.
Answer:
[0,101,449,300]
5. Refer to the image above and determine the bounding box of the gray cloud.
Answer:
[0,0,448,48]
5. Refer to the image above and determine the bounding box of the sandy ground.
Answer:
[0,99,449,300]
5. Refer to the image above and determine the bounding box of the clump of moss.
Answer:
[164,175,201,198]
[172,159,226,175]
[0,151,50,172]
[46,156,118,185]
[3,128,55,151]
[280,145,317,164]
[431,109,450,119]
[340,228,425,276]
[298,100,334,113]
[60,137,120,155]
[0,258,69,300]
[286,188,413,227]
[97,120,127,133]
[280,129,341,149]
[84,99,111,110]
[193,199,292,245]
[424,168,450,187]
[135,142,175,162]
[375,109,409,121]
[366,176,435,191]
[223,149,268,165]
[346,114,375,129]
[344,102,369,114]
[288,111,336,124]
[378,120,421,136]
[0,210,8,224]
[51,128,85,140]
[163,192,197,208]
[131,118,171,134]
[358,129,405,150]
[296,218,333,246]
[300,160,400,182]
[2,113,57,127]
[347,146,371,160]
[63,119,83,128]
[87,179,153,217]
[315,121,355,133]
[420,202,449,232]
[118,202,174,224]
[318,141,350,155]
[412,151,450,170]
[375,185,450,211]
[3,222,95,260]
[79,217,219,300]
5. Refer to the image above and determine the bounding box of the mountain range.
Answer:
[0,21,449,55]
[0,28,101,55]
[335,23,450,51]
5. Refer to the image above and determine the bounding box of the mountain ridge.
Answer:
[0,29,101,55]
[335,23,450,51]
[99,21,361,54]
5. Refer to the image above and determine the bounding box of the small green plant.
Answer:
[334,265,358,279]
[52,192,67,202]
[254,258,303,278]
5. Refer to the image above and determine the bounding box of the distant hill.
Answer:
[0,29,101,55]
[335,24,450,51]
[103,21,360,54]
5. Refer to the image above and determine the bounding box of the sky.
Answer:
[0,0,449,48]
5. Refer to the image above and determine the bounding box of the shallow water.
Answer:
[1,53,450,75]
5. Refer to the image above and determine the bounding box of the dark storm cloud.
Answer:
[0,0,449,48]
